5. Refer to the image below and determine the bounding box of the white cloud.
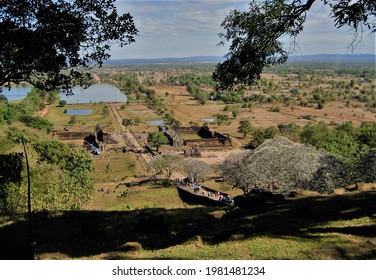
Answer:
[285,2,375,55]
[112,0,375,59]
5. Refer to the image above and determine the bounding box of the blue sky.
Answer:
[111,0,375,59]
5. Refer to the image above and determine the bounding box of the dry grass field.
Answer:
[150,84,375,132]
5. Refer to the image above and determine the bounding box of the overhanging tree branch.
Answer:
[0,0,138,91]
[213,0,375,90]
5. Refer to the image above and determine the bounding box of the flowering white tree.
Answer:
[219,137,350,194]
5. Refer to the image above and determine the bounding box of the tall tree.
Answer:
[149,152,183,186]
[237,120,253,138]
[213,0,375,90]
[0,0,138,92]
[183,159,211,183]
[147,132,169,152]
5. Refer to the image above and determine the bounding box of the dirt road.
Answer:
[108,103,152,164]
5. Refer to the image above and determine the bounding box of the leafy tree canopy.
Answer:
[237,120,254,138]
[147,132,169,152]
[122,118,136,127]
[213,0,375,90]
[0,0,138,92]
[0,128,95,212]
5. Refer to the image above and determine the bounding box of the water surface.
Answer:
[60,84,127,104]
[147,120,165,125]
[65,109,93,116]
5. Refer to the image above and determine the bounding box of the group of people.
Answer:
[176,178,234,205]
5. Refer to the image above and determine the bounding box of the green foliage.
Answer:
[68,116,77,125]
[164,113,181,126]
[0,88,54,129]
[246,121,376,184]
[269,106,281,112]
[101,105,109,115]
[248,126,279,149]
[357,149,376,183]
[122,118,136,127]
[300,122,362,166]
[186,82,210,105]
[148,132,169,152]
[163,72,214,87]
[237,120,253,138]
[0,93,8,103]
[47,90,59,104]
[359,122,376,148]
[300,122,331,147]
[0,103,20,124]
[278,123,301,142]
[214,0,375,89]
[0,153,24,211]
[217,90,243,103]
[1,0,138,91]
[20,115,54,133]
[0,131,94,212]
[215,114,231,126]
[32,140,94,210]
[59,100,67,107]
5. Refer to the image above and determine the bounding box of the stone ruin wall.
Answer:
[159,126,184,147]
[173,126,201,134]
[160,126,232,148]
[53,131,91,140]
[184,137,232,147]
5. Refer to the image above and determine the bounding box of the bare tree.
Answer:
[149,152,183,186]
[218,151,255,194]
[183,159,211,183]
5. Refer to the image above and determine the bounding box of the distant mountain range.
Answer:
[106,56,225,64]
[106,54,375,64]
[288,54,375,62]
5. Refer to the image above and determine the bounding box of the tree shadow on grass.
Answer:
[0,190,375,260]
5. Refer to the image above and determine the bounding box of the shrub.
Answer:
[357,149,376,182]
[20,116,53,133]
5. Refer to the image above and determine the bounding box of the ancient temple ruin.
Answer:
[159,125,232,148]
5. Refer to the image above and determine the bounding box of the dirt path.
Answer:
[40,105,48,117]
[92,72,101,84]
[108,103,152,164]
